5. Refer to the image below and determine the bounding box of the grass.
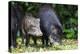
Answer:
[11,37,78,53]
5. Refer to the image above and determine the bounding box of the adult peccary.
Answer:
[21,14,43,46]
[38,4,63,46]
[9,2,25,52]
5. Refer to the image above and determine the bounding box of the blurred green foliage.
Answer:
[11,1,78,39]
[54,5,78,39]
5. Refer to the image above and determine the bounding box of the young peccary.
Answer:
[21,14,43,46]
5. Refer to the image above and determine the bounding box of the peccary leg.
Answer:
[45,36,49,46]
[32,36,37,45]
[25,33,30,46]
[41,35,44,46]
[13,30,17,48]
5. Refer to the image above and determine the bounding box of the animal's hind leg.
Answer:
[22,34,25,44]
[13,31,17,48]
[45,34,49,46]
[25,33,30,46]
[41,35,45,46]
[32,36,37,45]
[9,31,17,52]
[8,32,12,52]
[19,29,25,44]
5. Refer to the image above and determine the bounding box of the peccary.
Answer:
[9,2,25,52]
[21,14,43,46]
[38,4,63,46]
